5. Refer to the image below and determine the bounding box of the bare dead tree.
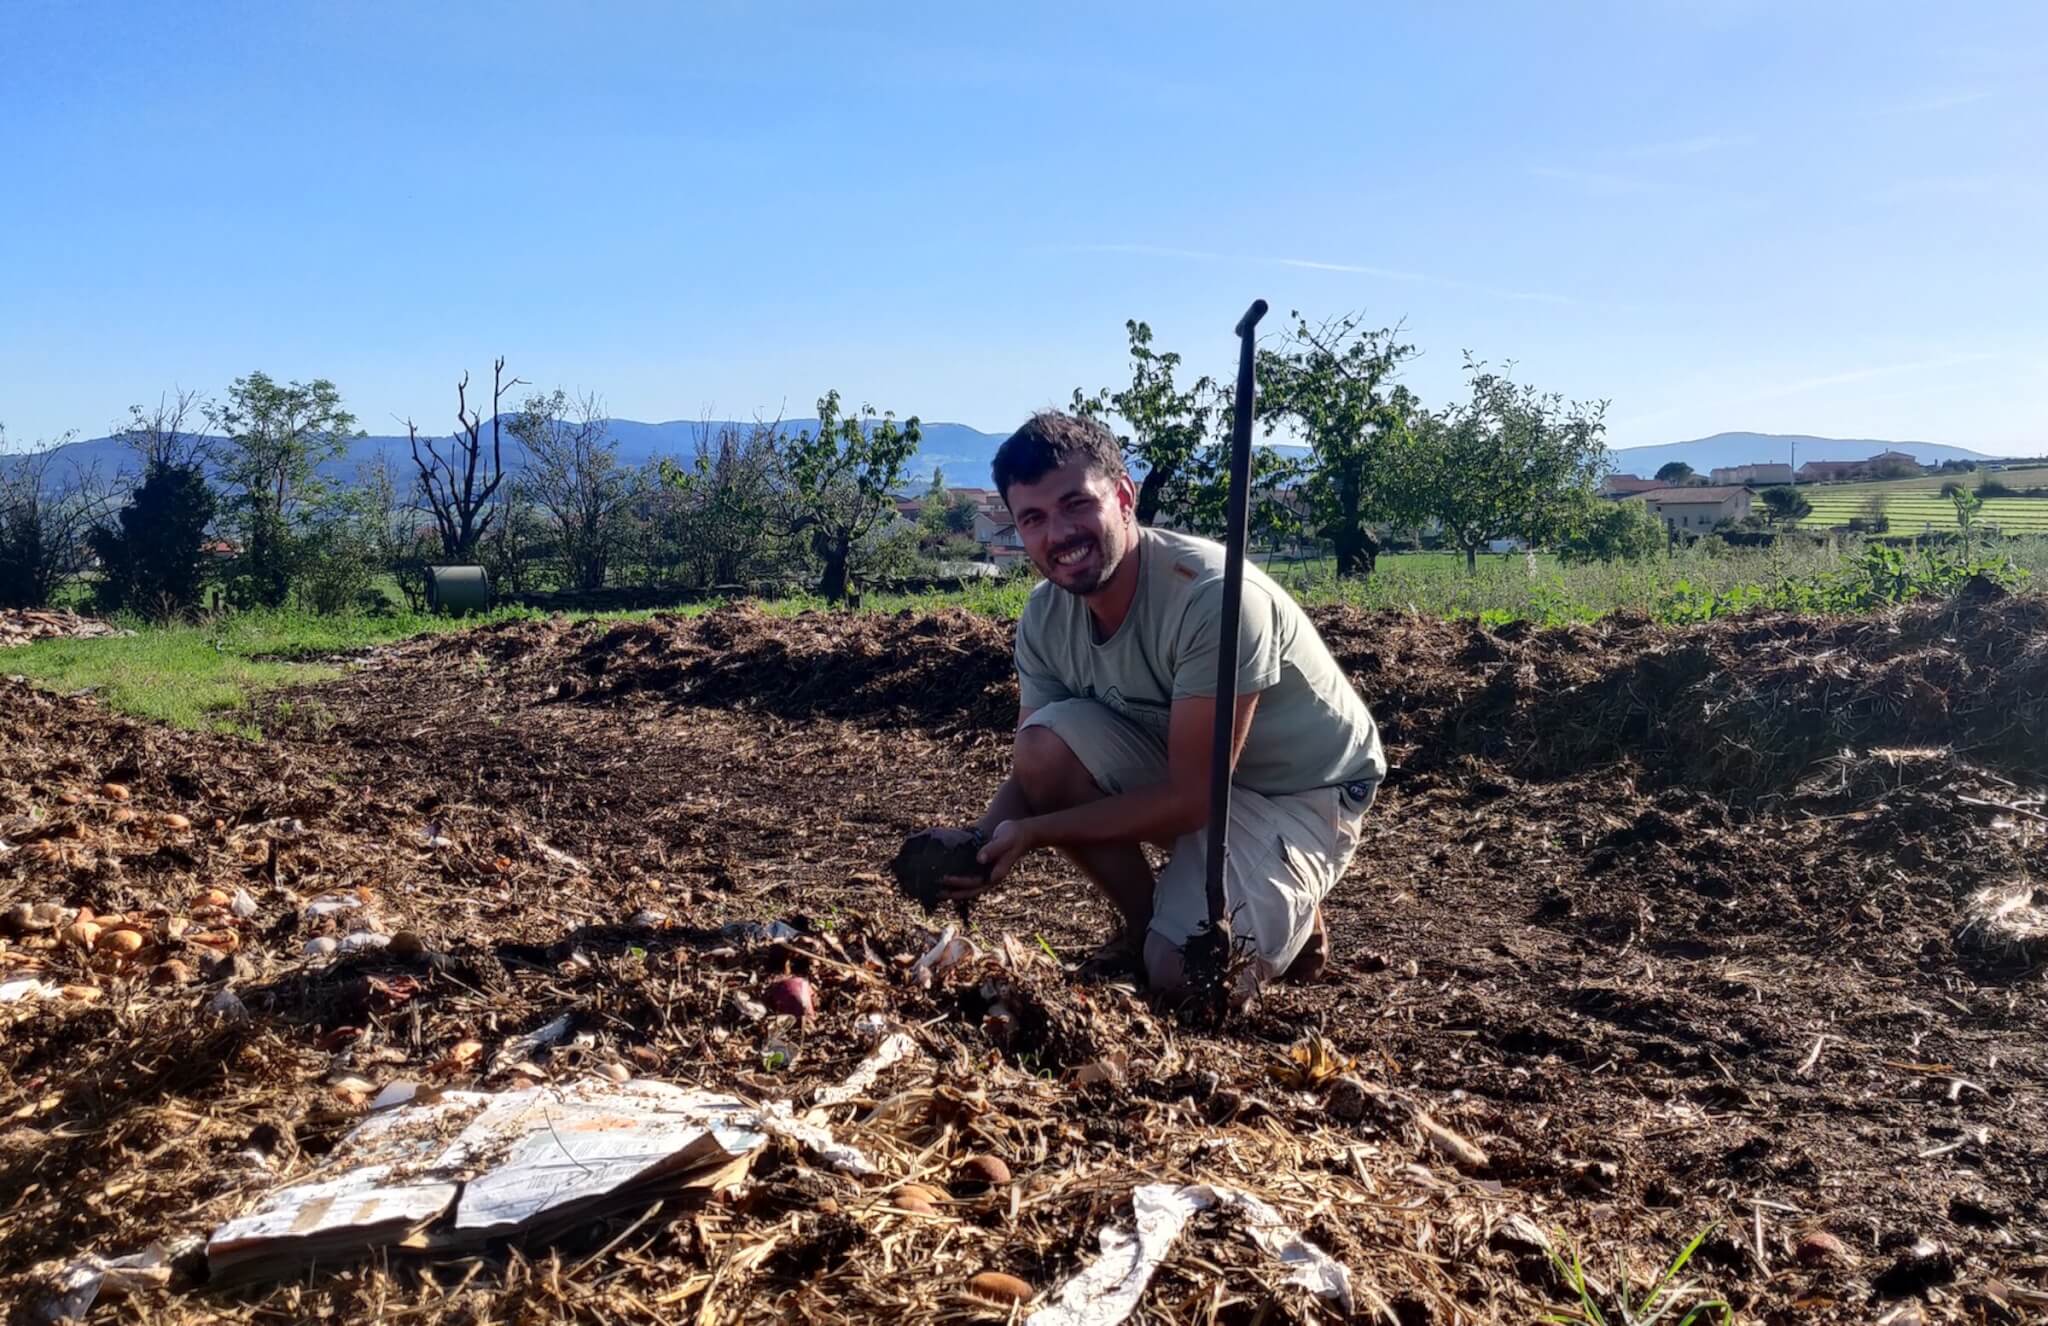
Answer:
[510,389,635,592]
[0,428,115,608]
[115,389,209,473]
[408,357,525,563]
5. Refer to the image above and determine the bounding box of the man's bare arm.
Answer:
[971,707,1038,837]
[1023,692,1256,849]
[960,692,1257,887]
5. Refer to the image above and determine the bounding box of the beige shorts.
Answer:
[1020,699,1373,977]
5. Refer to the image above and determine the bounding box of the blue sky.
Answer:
[3,1,2044,454]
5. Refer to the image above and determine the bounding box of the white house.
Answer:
[1709,463,1794,486]
[1640,486,1755,536]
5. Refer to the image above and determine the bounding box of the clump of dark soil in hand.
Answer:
[889,827,985,919]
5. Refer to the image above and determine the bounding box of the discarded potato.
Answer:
[161,813,192,832]
[893,1183,945,1215]
[96,928,146,956]
[101,783,131,801]
[967,1272,1032,1304]
[63,920,102,950]
[957,1154,1012,1188]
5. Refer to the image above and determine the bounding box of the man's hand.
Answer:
[941,818,1037,901]
[891,826,988,917]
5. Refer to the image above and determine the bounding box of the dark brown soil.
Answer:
[3,597,2045,1324]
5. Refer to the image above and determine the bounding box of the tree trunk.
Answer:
[1330,523,1381,579]
[1134,467,1172,527]
[817,537,851,603]
[1465,543,1478,575]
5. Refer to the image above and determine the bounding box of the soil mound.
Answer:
[1323,595,2048,799]
[466,595,2048,800]
[562,605,1020,735]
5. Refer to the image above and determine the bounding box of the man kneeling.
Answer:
[910,412,1384,995]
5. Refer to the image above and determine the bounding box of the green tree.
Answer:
[1556,496,1668,564]
[1655,461,1695,485]
[1178,432,1305,549]
[917,467,978,543]
[207,373,357,608]
[782,391,921,602]
[657,421,786,589]
[1759,485,1812,525]
[89,461,216,615]
[1073,320,1216,527]
[1256,311,1418,578]
[1406,360,1609,573]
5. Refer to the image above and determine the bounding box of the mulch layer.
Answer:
[3,596,2045,1324]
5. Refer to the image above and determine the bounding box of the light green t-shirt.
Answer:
[1014,527,1385,797]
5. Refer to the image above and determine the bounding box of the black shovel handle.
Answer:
[1203,299,1269,929]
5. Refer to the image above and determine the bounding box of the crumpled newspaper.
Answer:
[1028,1183,1354,1325]
[34,1241,190,1324]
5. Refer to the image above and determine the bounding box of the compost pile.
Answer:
[4,596,2047,1324]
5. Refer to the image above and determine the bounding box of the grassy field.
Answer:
[9,535,2045,732]
[1797,492,2048,533]
[1785,462,2048,533]
[0,610,497,734]
[1797,462,2048,497]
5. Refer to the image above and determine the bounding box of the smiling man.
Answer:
[919,411,1385,995]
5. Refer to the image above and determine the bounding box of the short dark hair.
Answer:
[991,411,1125,503]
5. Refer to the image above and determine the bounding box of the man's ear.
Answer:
[1115,470,1138,516]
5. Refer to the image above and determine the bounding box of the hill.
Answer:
[21,420,1011,491]
[1610,431,1994,477]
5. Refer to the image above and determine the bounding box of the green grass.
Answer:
[1543,1224,1730,1326]
[0,607,544,734]
[1796,494,2048,533]
[1783,463,2048,533]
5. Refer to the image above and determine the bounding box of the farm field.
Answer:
[1797,494,2048,534]
[1796,464,2048,498]
[4,597,2046,1323]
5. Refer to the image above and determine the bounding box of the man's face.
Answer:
[1004,462,1137,596]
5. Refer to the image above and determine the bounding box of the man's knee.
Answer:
[1012,723,1099,812]
[1142,931,1187,995]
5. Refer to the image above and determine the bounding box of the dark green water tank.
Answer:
[425,565,491,614]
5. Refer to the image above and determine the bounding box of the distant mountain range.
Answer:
[13,423,2020,492]
[19,419,1013,490]
[1608,431,1996,477]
